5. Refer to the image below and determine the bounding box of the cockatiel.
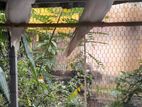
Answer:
[65,0,114,57]
[6,0,35,51]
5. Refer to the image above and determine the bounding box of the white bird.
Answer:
[6,0,35,52]
[65,0,114,57]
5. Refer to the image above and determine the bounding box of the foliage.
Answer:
[18,58,69,106]
[66,51,98,103]
[18,31,62,106]
[22,35,37,79]
[0,11,10,105]
[0,7,93,107]
[70,54,94,88]
[34,33,58,72]
[0,11,5,23]
[0,67,10,104]
[17,51,84,106]
[18,23,83,107]
[110,66,142,107]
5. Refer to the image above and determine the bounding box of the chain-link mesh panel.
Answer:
[1,2,142,107]
[106,3,142,22]
[29,2,142,107]
[53,3,142,106]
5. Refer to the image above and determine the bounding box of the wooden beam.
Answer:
[0,22,142,28]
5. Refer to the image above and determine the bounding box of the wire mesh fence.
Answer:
[0,2,142,107]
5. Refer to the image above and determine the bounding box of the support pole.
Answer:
[8,35,18,107]
[83,35,87,107]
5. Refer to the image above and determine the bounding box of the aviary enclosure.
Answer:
[0,0,142,107]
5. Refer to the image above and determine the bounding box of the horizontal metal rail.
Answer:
[0,21,142,28]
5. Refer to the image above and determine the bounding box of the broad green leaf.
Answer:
[22,35,35,69]
[0,67,10,103]
[22,35,37,78]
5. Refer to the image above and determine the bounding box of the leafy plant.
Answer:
[0,7,95,107]
[110,65,142,107]
[0,67,10,104]
[0,11,10,105]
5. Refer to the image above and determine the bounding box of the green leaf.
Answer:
[22,35,37,78]
[0,67,10,103]
[22,35,35,69]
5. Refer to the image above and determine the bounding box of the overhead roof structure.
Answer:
[0,0,142,28]
[0,0,142,10]
[34,0,142,8]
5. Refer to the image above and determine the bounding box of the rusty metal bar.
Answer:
[0,22,142,28]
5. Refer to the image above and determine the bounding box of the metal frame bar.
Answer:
[0,22,142,28]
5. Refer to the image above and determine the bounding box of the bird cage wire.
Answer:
[0,2,142,107]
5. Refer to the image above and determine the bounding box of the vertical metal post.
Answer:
[84,35,87,107]
[8,35,18,107]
